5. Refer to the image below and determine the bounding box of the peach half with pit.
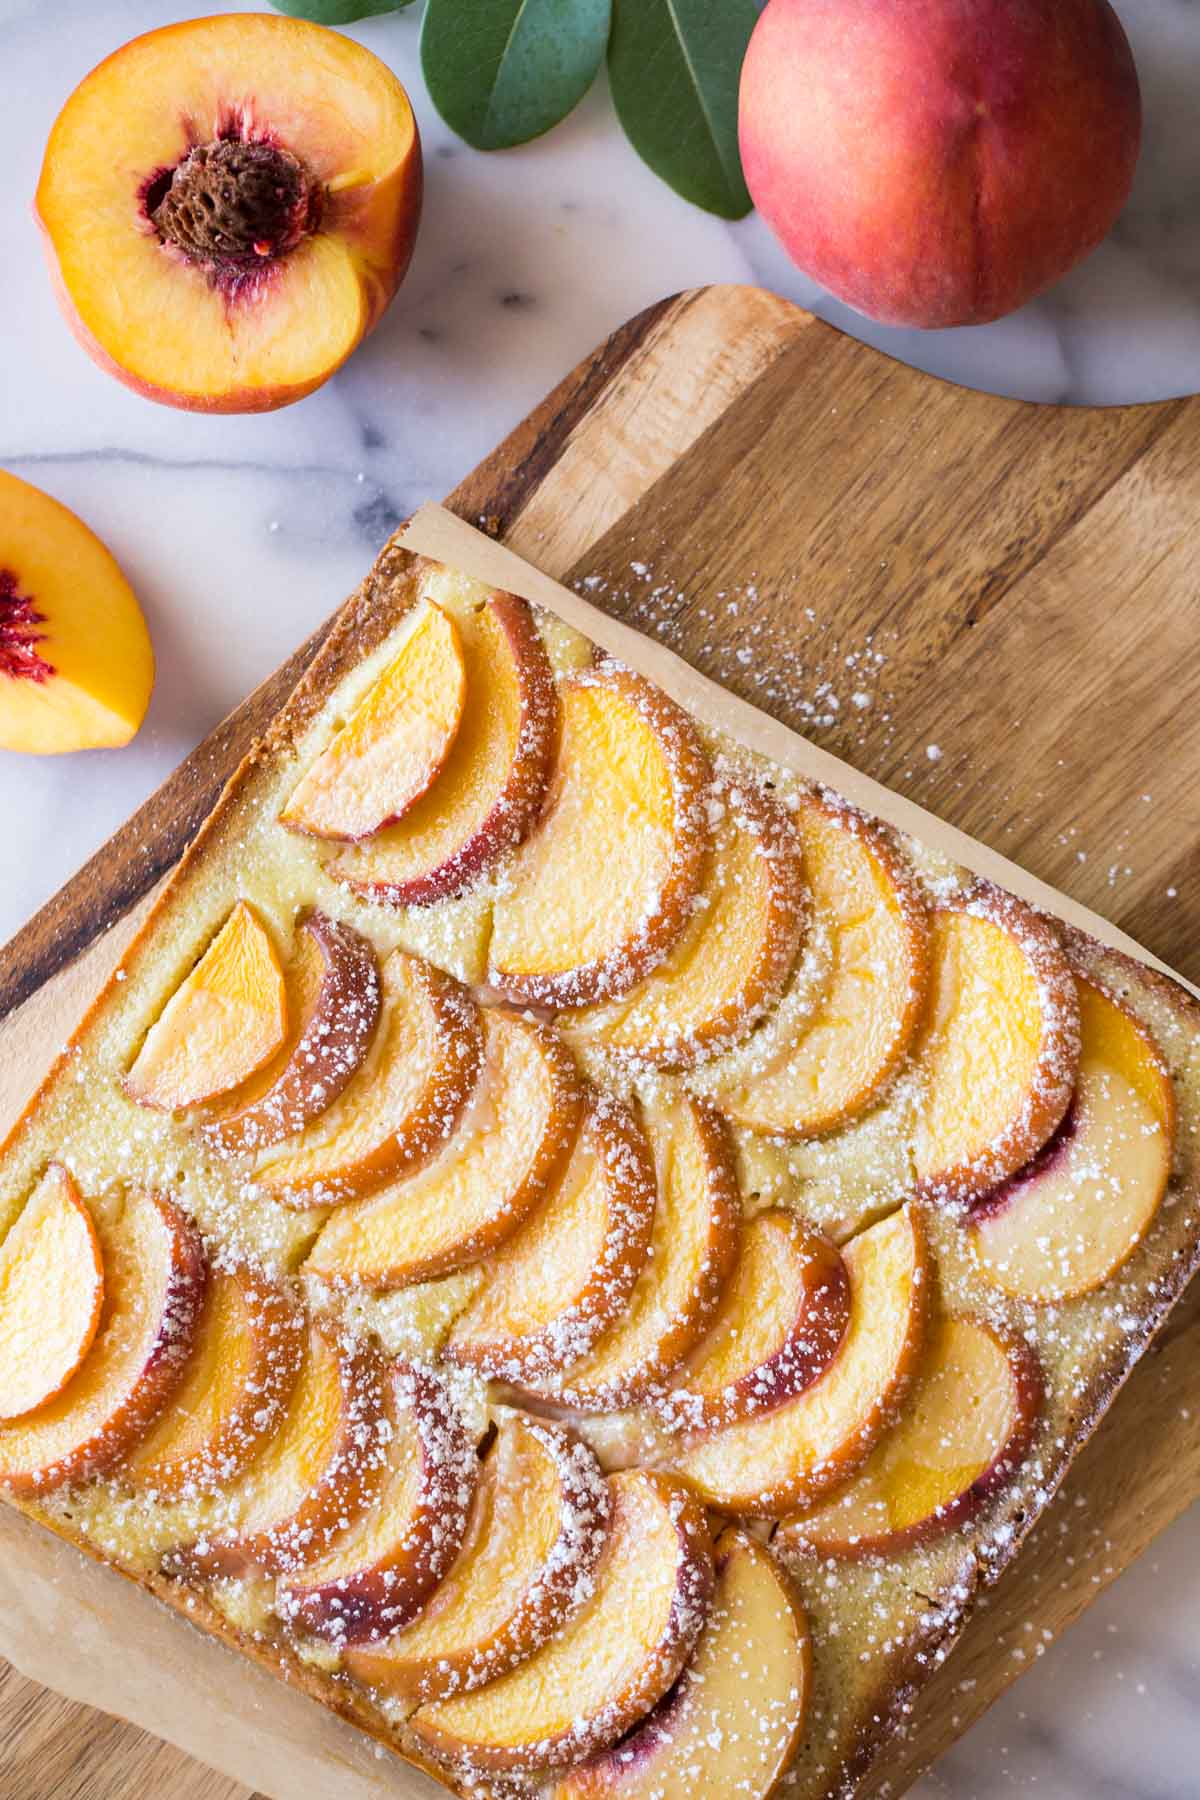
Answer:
[36,15,422,412]
[0,470,153,754]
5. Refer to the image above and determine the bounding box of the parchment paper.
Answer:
[2,504,1196,1798]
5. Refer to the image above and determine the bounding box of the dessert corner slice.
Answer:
[912,883,1080,1204]
[124,900,288,1112]
[0,1164,104,1423]
[673,1204,929,1516]
[556,1528,810,1800]
[410,1469,713,1774]
[488,662,712,1008]
[331,592,558,906]
[444,1089,657,1383]
[345,1414,611,1702]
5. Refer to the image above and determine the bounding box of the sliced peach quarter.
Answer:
[0,470,153,754]
[674,1205,928,1517]
[122,1262,304,1500]
[411,1469,713,1774]
[282,603,466,842]
[278,1362,475,1646]
[255,949,482,1207]
[0,1189,205,1495]
[489,664,711,1009]
[334,594,557,906]
[445,1091,656,1384]
[189,1322,387,1577]
[125,902,288,1113]
[37,15,421,412]
[346,1415,611,1701]
[780,1316,1043,1557]
[203,911,381,1157]
[304,1010,582,1288]
[703,792,927,1137]
[558,1529,810,1800]
[970,976,1175,1302]
[539,1093,740,1411]
[0,1166,103,1422]
[912,886,1080,1204]
[664,1208,850,1434]
[566,780,806,1069]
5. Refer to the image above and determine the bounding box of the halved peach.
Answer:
[36,15,422,412]
[489,664,711,1009]
[333,594,557,906]
[121,1261,304,1499]
[125,901,288,1112]
[278,1362,475,1646]
[566,779,806,1068]
[674,1205,928,1517]
[188,1321,387,1577]
[304,1009,582,1288]
[203,911,381,1157]
[411,1469,713,1774]
[0,470,153,754]
[664,1208,850,1434]
[539,1093,740,1411]
[254,949,482,1207]
[558,1529,810,1800]
[0,1166,104,1422]
[445,1091,656,1384]
[702,792,927,1137]
[345,1415,611,1701]
[912,887,1080,1204]
[0,1188,205,1495]
[282,603,466,842]
[780,1315,1043,1557]
[970,976,1175,1301]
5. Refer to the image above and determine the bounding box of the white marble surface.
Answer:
[0,1,1197,1795]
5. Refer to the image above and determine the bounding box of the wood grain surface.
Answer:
[2,283,1199,1798]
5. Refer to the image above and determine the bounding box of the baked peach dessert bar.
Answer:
[2,545,1198,1800]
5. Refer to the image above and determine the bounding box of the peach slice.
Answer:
[538,1093,740,1411]
[566,780,806,1068]
[0,1166,104,1422]
[333,594,557,906]
[189,1322,387,1577]
[0,470,153,754]
[445,1091,657,1384]
[125,902,288,1113]
[780,1316,1043,1557]
[345,1415,611,1701]
[674,1206,928,1517]
[664,1208,850,1434]
[558,1529,810,1800]
[912,887,1080,1204]
[202,910,380,1157]
[278,1362,475,1647]
[970,976,1175,1301]
[411,1470,713,1774]
[489,664,711,1009]
[37,15,422,413]
[703,792,927,1137]
[0,1188,205,1495]
[121,1262,304,1499]
[282,603,466,842]
[304,1010,582,1288]
[255,949,482,1207]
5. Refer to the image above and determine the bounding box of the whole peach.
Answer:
[738,0,1141,327]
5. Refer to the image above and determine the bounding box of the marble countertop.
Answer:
[1,1,1197,1795]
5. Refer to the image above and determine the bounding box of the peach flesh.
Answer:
[739,0,1142,327]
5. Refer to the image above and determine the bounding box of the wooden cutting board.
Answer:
[3,283,1200,1800]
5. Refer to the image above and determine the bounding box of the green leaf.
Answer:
[421,0,612,152]
[268,0,415,21]
[608,0,757,218]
